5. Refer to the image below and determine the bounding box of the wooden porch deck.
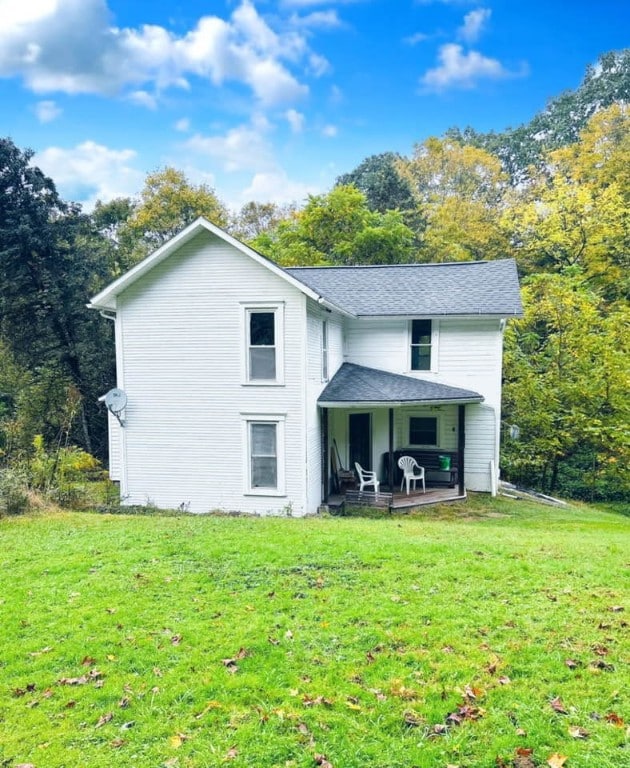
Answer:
[325,485,465,513]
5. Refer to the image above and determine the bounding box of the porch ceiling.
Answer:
[318,363,484,408]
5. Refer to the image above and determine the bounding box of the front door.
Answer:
[349,412,372,471]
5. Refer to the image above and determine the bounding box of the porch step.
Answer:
[345,490,393,509]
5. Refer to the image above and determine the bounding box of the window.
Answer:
[321,320,328,381]
[409,416,438,446]
[243,304,284,384]
[242,415,286,495]
[411,319,432,371]
[250,422,277,488]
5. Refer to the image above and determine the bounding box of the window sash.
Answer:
[411,319,432,371]
[409,416,438,446]
[321,320,328,381]
[250,422,277,488]
[248,310,277,381]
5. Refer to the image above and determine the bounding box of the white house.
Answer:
[89,217,522,515]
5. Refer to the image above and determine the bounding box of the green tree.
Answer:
[502,271,629,500]
[119,167,228,263]
[507,105,629,300]
[229,201,297,244]
[253,185,416,266]
[336,152,416,214]
[399,137,511,262]
[0,138,114,456]
[447,49,630,183]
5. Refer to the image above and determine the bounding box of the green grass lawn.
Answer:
[0,497,628,768]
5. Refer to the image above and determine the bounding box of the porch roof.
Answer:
[318,363,484,407]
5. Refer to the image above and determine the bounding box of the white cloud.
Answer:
[241,168,317,206]
[457,8,491,43]
[185,121,275,173]
[322,124,337,137]
[34,99,61,122]
[285,108,305,133]
[34,140,143,210]
[404,32,430,45]
[127,90,158,109]
[0,0,315,106]
[290,10,342,28]
[421,43,515,90]
[308,52,331,77]
[174,117,190,132]
[329,84,343,103]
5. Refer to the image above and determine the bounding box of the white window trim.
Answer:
[321,319,329,383]
[406,413,441,448]
[241,302,285,386]
[408,319,439,374]
[241,413,286,496]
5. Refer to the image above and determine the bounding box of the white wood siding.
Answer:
[107,411,121,481]
[304,301,345,512]
[340,316,504,491]
[116,230,308,515]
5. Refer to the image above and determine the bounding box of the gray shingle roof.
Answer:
[318,363,484,405]
[287,259,522,317]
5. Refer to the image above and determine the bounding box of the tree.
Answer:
[229,201,297,244]
[119,167,228,262]
[336,152,416,214]
[0,138,114,456]
[253,185,416,266]
[507,105,629,300]
[502,271,629,500]
[399,137,511,262]
[447,49,630,183]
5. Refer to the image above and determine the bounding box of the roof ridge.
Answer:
[288,260,494,270]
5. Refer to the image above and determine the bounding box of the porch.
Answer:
[325,485,466,514]
[318,363,486,511]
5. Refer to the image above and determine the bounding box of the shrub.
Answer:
[0,468,30,515]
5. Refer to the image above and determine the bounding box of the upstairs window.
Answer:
[321,320,329,382]
[411,319,432,371]
[244,305,284,383]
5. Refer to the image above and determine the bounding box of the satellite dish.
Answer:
[104,388,127,427]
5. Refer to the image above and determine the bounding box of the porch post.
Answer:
[458,404,466,496]
[321,407,329,502]
[388,408,394,492]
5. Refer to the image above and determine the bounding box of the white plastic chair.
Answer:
[398,456,425,495]
[354,462,380,494]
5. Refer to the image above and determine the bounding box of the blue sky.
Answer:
[1,0,627,210]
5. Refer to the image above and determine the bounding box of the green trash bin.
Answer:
[438,455,451,471]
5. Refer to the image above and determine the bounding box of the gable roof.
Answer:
[88,217,327,312]
[89,217,522,318]
[319,363,484,407]
[288,260,522,317]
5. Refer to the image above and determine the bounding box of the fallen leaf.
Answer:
[110,738,126,748]
[568,725,589,739]
[609,605,624,612]
[81,655,97,666]
[403,710,423,727]
[550,696,568,714]
[565,658,578,669]
[118,696,130,708]
[591,644,608,656]
[95,712,114,728]
[313,755,333,768]
[547,753,568,768]
[590,660,615,671]
[170,733,188,749]
[268,636,280,645]
[498,676,511,685]
[171,634,182,646]
[225,746,238,759]
[120,721,135,730]
[605,712,624,727]
[515,728,527,737]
